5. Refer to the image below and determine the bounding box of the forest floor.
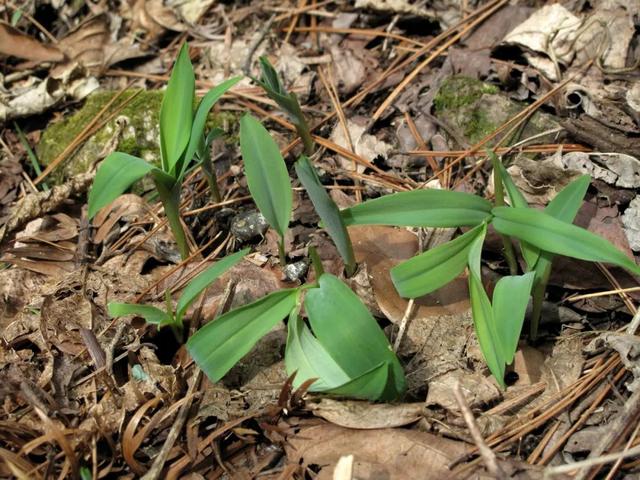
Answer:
[1,0,640,478]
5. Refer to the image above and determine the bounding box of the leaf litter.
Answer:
[1,1,640,478]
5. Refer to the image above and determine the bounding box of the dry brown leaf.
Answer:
[0,22,64,62]
[349,225,470,323]
[306,398,423,429]
[286,423,469,480]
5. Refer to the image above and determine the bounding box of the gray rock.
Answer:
[230,211,269,242]
[283,260,308,282]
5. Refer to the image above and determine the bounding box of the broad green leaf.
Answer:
[526,175,591,276]
[492,206,640,276]
[108,302,172,327]
[180,76,241,178]
[239,114,293,238]
[544,175,590,221]
[526,175,591,270]
[391,224,483,298]
[304,274,405,397]
[325,362,391,401]
[295,156,356,275]
[467,225,505,387]
[88,152,155,219]
[285,308,351,391]
[341,190,492,228]
[492,272,534,364]
[187,288,298,382]
[160,43,194,172]
[175,248,249,323]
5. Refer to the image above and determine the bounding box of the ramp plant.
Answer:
[187,272,405,401]
[88,44,241,259]
[253,56,314,155]
[338,157,640,387]
[108,248,248,342]
[239,116,356,275]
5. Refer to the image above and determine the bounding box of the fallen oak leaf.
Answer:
[0,21,64,62]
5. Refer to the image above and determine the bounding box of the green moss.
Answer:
[37,89,239,184]
[433,75,558,146]
[434,76,498,113]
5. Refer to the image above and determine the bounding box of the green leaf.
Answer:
[160,43,195,173]
[341,189,492,228]
[180,76,242,178]
[391,224,483,298]
[544,175,591,221]
[489,152,528,209]
[492,273,534,364]
[325,362,391,401]
[492,206,640,276]
[304,274,405,398]
[175,248,249,323]
[239,114,293,238]
[285,308,351,391]
[524,175,591,273]
[187,288,298,382]
[527,175,591,270]
[489,151,539,269]
[108,302,172,327]
[88,152,155,219]
[467,225,505,387]
[258,56,285,95]
[295,156,356,275]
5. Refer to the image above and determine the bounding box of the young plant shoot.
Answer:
[295,156,356,276]
[254,56,314,155]
[187,273,405,401]
[88,44,241,259]
[109,248,248,342]
[338,168,640,387]
[239,114,293,265]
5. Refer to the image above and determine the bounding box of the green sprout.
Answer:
[254,56,314,155]
[108,248,248,342]
[187,272,405,401]
[239,116,356,275]
[239,113,293,266]
[88,44,241,259]
[337,164,640,388]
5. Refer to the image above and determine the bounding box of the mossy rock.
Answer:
[37,89,238,185]
[434,76,558,146]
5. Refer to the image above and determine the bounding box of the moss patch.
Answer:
[434,76,499,112]
[37,89,239,184]
[434,76,558,146]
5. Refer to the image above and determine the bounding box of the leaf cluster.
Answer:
[88,44,240,259]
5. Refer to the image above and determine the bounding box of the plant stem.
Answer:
[296,121,315,156]
[154,178,190,260]
[529,258,552,340]
[201,157,222,203]
[491,153,518,275]
[278,236,287,267]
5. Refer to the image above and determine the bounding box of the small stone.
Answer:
[283,260,308,282]
[230,211,269,242]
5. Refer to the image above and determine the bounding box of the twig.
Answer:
[543,443,640,478]
[242,14,276,76]
[393,298,414,353]
[572,385,640,479]
[453,382,507,479]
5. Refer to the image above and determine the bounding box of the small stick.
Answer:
[242,14,276,76]
[393,298,414,353]
[453,382,507,479]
